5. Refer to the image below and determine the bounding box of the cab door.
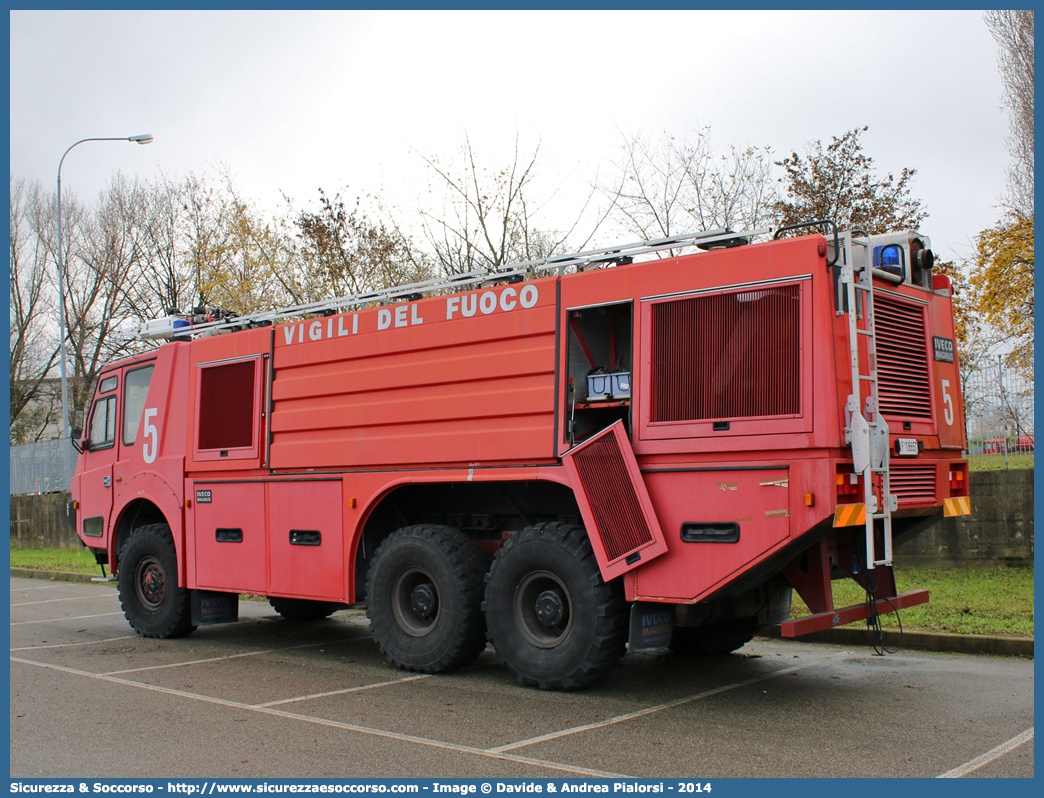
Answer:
[78,373,120,546]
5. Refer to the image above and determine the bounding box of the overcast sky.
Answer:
[10,9,1010,264]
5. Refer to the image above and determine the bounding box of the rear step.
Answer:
[780,589,929,637]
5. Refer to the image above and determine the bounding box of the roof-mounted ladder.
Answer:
[138,227,766,340]
[839,232,895,569]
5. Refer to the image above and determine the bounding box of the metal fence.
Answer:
[962,358,1034,469]
[9,438,78,495]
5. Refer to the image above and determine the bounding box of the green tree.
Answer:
[969,214,1034,374]
[772,126,926,234]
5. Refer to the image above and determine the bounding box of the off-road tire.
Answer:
[483,522,628,690]
[118,523,196,639]
[366,525,488,673]
[669,617,760,655]
[269,597,346,621]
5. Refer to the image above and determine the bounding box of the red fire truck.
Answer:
[69,223,970,689]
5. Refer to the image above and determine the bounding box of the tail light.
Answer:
[949,464,969,496]
[836,468,861,499]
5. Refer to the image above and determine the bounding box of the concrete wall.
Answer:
[894,469,1034,568]
[10,469,1035,567]
[10,492,78,549]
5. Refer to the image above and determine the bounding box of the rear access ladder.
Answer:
[839,233,896,569]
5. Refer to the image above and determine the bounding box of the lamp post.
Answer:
[55,134,153,472]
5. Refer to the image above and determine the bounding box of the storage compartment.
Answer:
[565,302,633,445]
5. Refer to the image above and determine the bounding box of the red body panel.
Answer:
[270,283,558,470]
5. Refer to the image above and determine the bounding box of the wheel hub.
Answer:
[535,590,564,627]
[513,571,573,649]
[410,583,436,618]
[391,567,440,637]
[136,556,166,611]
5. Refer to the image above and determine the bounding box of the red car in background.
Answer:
[982,436,1034,453]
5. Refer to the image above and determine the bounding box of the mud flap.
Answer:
[191,590,239,626]
[628,602,676,650]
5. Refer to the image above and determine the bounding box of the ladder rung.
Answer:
[857,329,874,336]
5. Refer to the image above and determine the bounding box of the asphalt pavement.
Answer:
[9,575,1035,779]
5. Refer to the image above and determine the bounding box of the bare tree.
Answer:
[179,172,238,311]
[278,188,429,304]
[10,179,60,442]
[131,174,193,319]
[58,174,150,422]
[985,10,1034,217]
[416,134,588,276]
[601,126,777,250]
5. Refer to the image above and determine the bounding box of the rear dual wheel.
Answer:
[484,523,628,690]
[367,522,630,689]
[366,525,488,673]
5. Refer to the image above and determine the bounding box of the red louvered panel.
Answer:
[198,360,256,450]
[562,421,668,580]
[875,295,932,419]
[571,434,651,560]
[890,461,938,505]
[650,285,801,422]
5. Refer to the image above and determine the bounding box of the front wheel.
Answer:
[117,524,195,639]
[484,523,628,690]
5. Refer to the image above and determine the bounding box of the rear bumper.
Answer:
[780,589,929,637]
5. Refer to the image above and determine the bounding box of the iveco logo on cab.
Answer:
[933,336,955,363]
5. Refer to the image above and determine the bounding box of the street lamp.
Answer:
[55,134,154,469]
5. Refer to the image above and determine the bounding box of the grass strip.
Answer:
[790,566,1034,638]
[11,546,100,574]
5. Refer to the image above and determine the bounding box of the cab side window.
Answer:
[122,366,155,446]
[88,376,118,450]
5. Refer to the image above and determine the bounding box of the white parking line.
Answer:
[255,674,433,706]
[10,612,125,626]
[10,583,79,592]
[103,639,353,675]
[11,635,137,652]
[10,656,630,778]
[936,728,1034,777]
[488,652,849,753]
[13,594,119,606]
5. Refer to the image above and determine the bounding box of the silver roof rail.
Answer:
[138,227,768,339]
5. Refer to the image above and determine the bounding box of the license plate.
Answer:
[896,438,919,456]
